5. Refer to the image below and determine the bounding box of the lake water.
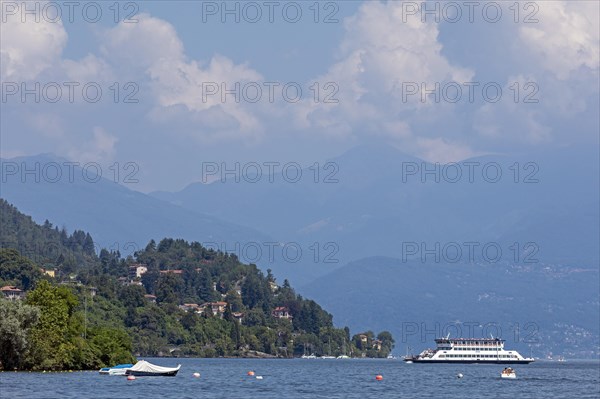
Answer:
[1,358,598,399]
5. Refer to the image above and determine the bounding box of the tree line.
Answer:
[0,199,394,370]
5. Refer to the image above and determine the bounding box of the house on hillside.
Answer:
[200,301,228,317]
[40,268,56,278]
[144,294,157,303]
[179,303,201,313]
[232,312,244,324]
[272,306,292,320]
[372,339,382,351]
[0,286,24,300]
[128,263,148,279]
[269,281,278,292]
[159,269,183,275]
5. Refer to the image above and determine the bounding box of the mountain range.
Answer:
[1,144,598,357]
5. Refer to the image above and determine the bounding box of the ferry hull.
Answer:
[404,359,534,364]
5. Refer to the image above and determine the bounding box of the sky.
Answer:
[1,0,599,192]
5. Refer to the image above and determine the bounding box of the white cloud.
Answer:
[415,138,477,164]
[100,14,266,137]
[1,0,597,175]
[519,1,599,80]
[62,54,114,83]
[294,0,474,157]
[67,127,118,163]
[101,13,185,69]
[0,4,67,80]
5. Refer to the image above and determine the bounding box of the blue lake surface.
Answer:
[1,358,598,399]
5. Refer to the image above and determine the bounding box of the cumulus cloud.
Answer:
[291,0,599,159]
[294,0,474,157]
[67,126,118,163]
[100,13,267,137]
[519,1,599,80]
[472,2,599,146]
[1,0,597,174]
[0,4,67,80]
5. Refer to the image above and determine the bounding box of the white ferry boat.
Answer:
[404,337,534,364]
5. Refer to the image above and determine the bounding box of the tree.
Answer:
[266,269,275,283]
[196,268,214,302]
[145,240,156,252]
[25,281,79,369]
[0,300,40,370]
[119,285,146,308]
[83,233,95,255]
[89,327,135,366]
[155,274,184,304]
[0,248,42,290]
[377,331,395,351]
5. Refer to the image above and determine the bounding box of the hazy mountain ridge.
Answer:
[301,256,599,358]
[2,146,597,359]
[0,154,273,256]
[151,144,599,283]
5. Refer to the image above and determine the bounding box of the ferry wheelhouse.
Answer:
[404,337,534,364]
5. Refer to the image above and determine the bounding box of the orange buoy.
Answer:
[127,375,136,381]
[247,371,255,376]
[375,375,383,381]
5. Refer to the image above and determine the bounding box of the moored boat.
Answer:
[125,360,181,377]
[98,364,133,375]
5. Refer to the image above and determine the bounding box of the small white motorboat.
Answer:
[99,364,133,375]
[501,367,516,379]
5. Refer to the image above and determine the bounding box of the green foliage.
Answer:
[25,281,81,369]
[0,248,42,290]
[0,300,40,369]
[89,327,135,366]
[119,284,146,308]
[0,199,99,277]
[351,330,395,358]
[0,201,394,369]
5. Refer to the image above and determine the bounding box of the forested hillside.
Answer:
[0,199,394,370]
